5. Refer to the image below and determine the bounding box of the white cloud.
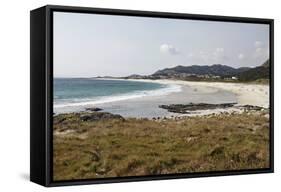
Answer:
[255,41,264,48]
[215,47,224,52]
[255,47,262,53]
[160,44,180,55]
[238,53,245,60]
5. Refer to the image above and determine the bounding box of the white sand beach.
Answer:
[106,79,269,118]
[131,79,269,108]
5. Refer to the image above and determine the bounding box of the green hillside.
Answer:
[237,60,270,82]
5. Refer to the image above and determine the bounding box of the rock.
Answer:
[240,105,264,111]
[159,102,237,114]
[80,112,124,122]
[85,107,103,112]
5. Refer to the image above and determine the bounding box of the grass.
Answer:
[53,111,270,181]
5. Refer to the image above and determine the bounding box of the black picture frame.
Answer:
[30,5,274,187]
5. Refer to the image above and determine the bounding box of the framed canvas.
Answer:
[30,5,274,187]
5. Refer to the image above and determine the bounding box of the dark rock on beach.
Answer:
[85,107,103,112]
[240,105,264,111]
[80,112,124,122]
[159,102,237,114]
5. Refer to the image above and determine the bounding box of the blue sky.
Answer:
[54,12,270,77]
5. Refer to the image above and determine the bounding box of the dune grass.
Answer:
[53,112,270,181]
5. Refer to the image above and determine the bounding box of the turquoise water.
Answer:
[54,78,173,108]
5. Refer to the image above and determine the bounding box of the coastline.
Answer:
[106,78,269,118]
[54,78,269,118]
[127,79,269,108]
[55,78,269,119]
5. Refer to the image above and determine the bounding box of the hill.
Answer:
[152,64,249,77]
[124,60,270,82]
[237,60,269,82]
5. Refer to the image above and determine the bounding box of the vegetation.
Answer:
[53,111,270,181]
[237,60,269,82]
[153,64,249,77]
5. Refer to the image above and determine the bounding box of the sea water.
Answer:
[54,78,181,114]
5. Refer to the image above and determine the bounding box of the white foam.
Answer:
[54,84,182,109]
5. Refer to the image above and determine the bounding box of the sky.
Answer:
[53,12,270,78]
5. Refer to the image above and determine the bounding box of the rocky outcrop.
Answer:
[159,102,268,114]
[159,103,237,114]
[80,112,124,122]
[85,107,103,112]
[239,105,266,111]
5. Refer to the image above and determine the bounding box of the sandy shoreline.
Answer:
[129,79,269,108]
[54,78,269,118]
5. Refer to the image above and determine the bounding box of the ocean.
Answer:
[54,78,181,113]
